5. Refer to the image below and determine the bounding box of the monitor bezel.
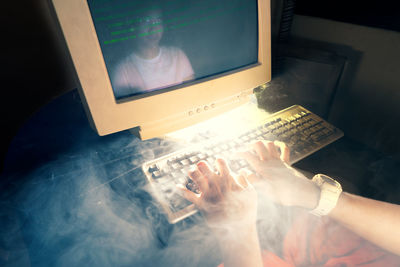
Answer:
[51,0,271,137]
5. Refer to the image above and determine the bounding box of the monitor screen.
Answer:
[86,0,258,100]
[50,0,270,138]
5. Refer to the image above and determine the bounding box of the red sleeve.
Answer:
[283,212,400,267]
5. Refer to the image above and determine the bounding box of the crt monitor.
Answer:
[50,0,271,139]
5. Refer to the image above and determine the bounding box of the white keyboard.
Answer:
[143,105,343,223]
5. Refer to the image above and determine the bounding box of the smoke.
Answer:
[11,158,154,266]
[0,132,323,267]
[0,135,232,267]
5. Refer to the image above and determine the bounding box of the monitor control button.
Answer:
[204,106,209,111]
[188,111,194,116]
[196,108,202,113]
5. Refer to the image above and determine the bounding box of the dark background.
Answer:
[1,0,399,171]
[296,0,400,32]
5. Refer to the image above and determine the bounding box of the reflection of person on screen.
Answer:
[113,6,194,98]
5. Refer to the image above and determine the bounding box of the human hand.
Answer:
[240,140,320,210]
[179,159,258,232]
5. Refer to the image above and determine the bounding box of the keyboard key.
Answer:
[316,134,327,141]
[261,127,270,134]
[171,163,181,169]
[152,171,162,178]
[180,159,190,166]
[186,178,200,194]
[189,156,200,164]
[262,133,273,140]
[254,130,263,136]
[148,164,159,173]
[248,133,257,139]
[179,168,188,174]
[161,165,171,173]
[197,153,206,160]
[176,176,187,185]
[303,129,312,136]
[171,171,181,178]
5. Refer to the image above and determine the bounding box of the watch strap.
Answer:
[309,174,342,217]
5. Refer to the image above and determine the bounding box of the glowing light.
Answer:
[166,99,272,143]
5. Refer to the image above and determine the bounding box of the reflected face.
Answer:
[136,9,164,47]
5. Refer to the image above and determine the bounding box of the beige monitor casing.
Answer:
[50,0,271,139]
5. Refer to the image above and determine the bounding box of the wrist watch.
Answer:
[310,174,342,217]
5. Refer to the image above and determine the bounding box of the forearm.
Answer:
[217,225,263,267]
[329,192,400,255]
[240,140,400,256]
